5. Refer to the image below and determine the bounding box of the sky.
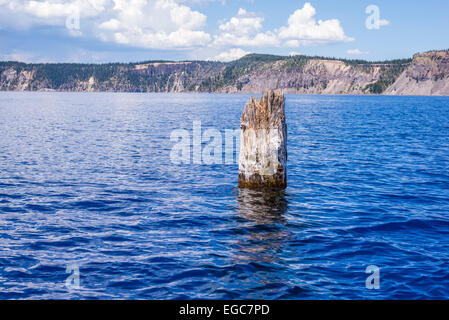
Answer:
[0,0,448,63]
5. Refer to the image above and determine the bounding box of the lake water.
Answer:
[0,92,448,299]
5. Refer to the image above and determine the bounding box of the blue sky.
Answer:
[0,0,448,63]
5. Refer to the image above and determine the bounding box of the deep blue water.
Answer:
[0,92,449,299]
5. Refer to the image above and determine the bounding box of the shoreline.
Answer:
[1,90,448,98]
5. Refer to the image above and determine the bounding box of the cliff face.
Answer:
[1,50,448,95]
[221,58,388,94]
[0,61,224,93]
[384,50,449,95]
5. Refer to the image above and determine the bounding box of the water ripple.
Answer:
[0,93,449,299]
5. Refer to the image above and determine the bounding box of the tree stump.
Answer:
[238,89,287,189]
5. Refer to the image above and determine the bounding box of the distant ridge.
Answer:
[1,50,448,96]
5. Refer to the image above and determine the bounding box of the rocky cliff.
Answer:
[1,50,448,95]
[384,50,449,95]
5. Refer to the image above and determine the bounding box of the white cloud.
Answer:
[23,0,103,19]
[289,51,301,56]
[0,1,353,54]
[0,0,211,49]
[25,1,74,18]
[278,2,354,46]
[0,0,104,30]
[98,18,121,31]
[212,3,352,50]
[98,0,211,49]
[218,8,263,35]
[213,8,280,47]
[178,0,226,4]
[207,48,250,62]
[347,48,369,55]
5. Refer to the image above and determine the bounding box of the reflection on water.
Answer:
[237,188,288,224]
[233,188,290,264]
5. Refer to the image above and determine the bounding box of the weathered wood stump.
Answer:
[238,89,287,189]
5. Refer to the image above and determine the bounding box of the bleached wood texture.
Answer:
[238,89,287,189]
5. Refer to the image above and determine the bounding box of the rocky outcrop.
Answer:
[0,61,224,92]
[223,58,387,94]
[1,50,448,95]
[238,90,287,189]
[384,50,449,95]
[1,67,35,91]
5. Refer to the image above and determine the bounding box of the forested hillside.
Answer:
[1,50,448,95]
